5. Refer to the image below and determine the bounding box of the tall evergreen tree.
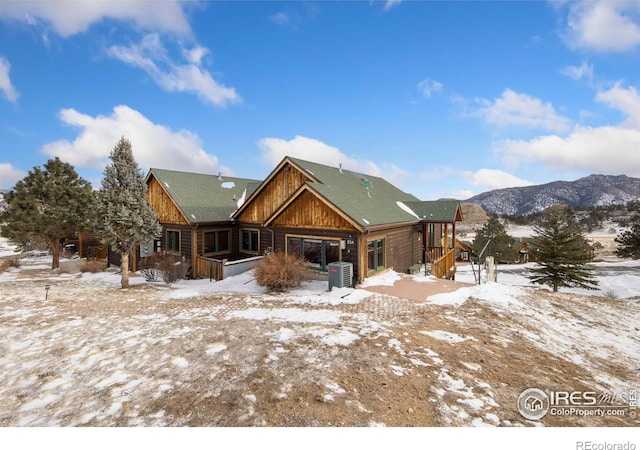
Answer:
[0,158,96,270]
[615,220,640,259]
[472,217,517,263]
[96,137,161,288]
[528,207,598,293]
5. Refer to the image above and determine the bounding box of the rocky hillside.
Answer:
[458,202,489,235]
[466,174,640,216]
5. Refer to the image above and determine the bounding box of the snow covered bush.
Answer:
[254,251,307,292]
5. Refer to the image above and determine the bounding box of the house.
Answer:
[139,156,463,283]
[232,157,463,283]
[140,168,261,277]
[512,237,537,264]
[66,232,107,259]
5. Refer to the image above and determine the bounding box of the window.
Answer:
[167,230,180,253]
[367,238,385,275]
[241,229,259,254]
[203,230,230,255]
[287,237,340,272]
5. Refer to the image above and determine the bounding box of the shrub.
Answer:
[6,256,21,268]
[139,253,161,282]
[80,259,107,273]
[254,251,307,292]
[139,252,190,284]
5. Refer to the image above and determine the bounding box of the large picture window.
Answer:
[241,229,259,254]
[203,230,230,255]
[367,238,385,275]
[287,237,340,272]
[167,230,180,253]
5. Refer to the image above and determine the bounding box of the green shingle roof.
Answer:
[287,157,461,228]
[402,200,462,223]
[148,168,260,224]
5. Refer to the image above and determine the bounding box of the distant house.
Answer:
[512,237,537,264]
[135,156,463,283]
[233,157,463,283]
[67,232,107,259]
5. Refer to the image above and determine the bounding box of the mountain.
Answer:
[466,174,640,216]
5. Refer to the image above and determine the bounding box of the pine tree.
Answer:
[96,137,162,288]
[472,216,517,263]
[528,207,598,293]
[615,220,640,259]
[0,158,96,270]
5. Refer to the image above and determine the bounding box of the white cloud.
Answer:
[107,34,240,108]
[270,12,292,27]
[0,163,26,189]
[564,0,640,52]
[257,135,409,187]
[417,78,443,98]
[0,1,192,37]
[595,82,640,129]
[561,61,593,83]
[497,126,640,177]
[475,88,572,133]
[183,46,209,66]
[461,169,533,190]
[384,0,403,11]
[496,81,640,177]
[41,105,231,176]
[0,57,19,103]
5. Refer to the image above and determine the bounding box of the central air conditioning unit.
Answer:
[328,261,353,289]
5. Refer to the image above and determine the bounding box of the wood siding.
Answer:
[272,190,357,231]
[237,163,312,224]
[147,176,188,225]
[362,225,423,281]
[164,225,193,262]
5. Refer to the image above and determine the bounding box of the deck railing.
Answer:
[194,255,264,280]
[431,248,456,279]
[195,256,225,281]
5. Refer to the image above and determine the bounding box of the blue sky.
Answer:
[1,1,640,200]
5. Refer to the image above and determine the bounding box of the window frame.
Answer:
[367,238,386,275]
[286,234,341,272]
[202,229,231,256]
[240,229,260,255]
[166,229,181,254]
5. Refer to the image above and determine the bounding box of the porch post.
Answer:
[452,221,456,255]
[423,222,427,277]
[443,223,449,251]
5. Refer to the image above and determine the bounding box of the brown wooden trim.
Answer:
[232,157,319,220]
[263,184,363,232]
[363,220,422,233]
[146,173,190,225]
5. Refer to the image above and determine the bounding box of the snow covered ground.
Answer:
[0,235,638,441]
